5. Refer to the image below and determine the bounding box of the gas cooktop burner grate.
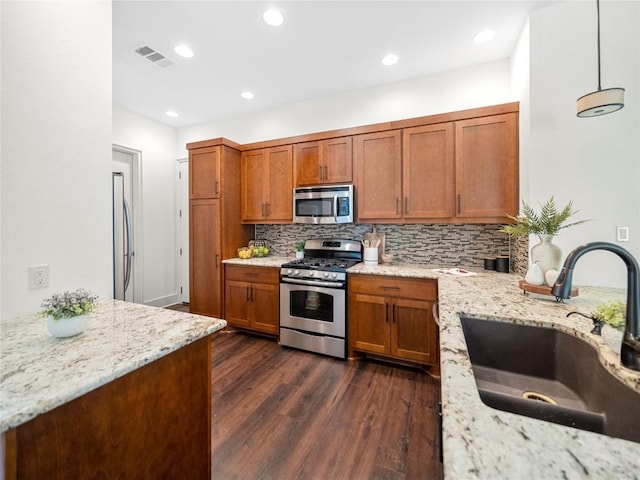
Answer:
[282,257,360,272]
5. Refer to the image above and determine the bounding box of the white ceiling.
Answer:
[113,1,559,128]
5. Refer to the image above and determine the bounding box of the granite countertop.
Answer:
[0,299,226,433]
[351,261,640,479]
[223,255,292,268]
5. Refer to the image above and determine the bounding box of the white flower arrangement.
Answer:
[40,288,99,321]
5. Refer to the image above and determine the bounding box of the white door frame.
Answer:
[177,158,189,304]
[112,144,144,304]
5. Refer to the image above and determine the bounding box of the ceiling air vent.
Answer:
[135,45,174,68]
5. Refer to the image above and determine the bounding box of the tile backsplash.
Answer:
[255,223,523,271]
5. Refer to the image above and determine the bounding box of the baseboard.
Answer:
[145,293,180,308]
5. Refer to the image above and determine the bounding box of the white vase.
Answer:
[296,251,304,260]
[530,234,562,281]
[47,314,88,338]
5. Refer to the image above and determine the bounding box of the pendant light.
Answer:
[576,0,625,117]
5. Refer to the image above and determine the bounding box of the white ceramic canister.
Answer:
[364,247,379,265]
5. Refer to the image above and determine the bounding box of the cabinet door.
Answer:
[265,145,293,222]
[348,293,389,355]
[455,113,518,221]
[354,130,402,221]
[251,282,279,334]
[392,298,437,364]
[189,199,221,317]
[323,137,353,184]
[224,280,252,328]
[189,146,220,199]
[403,123,454,219]
[294,141,322,186]
[241,150,268,222]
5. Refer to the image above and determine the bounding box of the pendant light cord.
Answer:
[596,0,602,91]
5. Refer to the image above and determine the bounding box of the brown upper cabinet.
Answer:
[354,125,455,222]
[354,112,518,224]
[294,137,353,186]
[241,145,293,223]
[189,145,220,199]
[353,130,403,220]
[403,123,455,220]
[454,113,518,222]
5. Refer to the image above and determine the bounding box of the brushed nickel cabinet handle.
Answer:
[395,197,399,214]
[215,181,219,195]
[324,165,328,181]
[319,166,323,180]
[265,203,270,218]
[405,196,408,214]
[457,194,461,214]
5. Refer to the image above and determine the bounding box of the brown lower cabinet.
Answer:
[348,274,438,371]
[224,264,279,335]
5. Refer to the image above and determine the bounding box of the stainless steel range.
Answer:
[279,238,362,359]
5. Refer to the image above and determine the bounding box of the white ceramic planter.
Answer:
[530,234,562,282]
[296,251,304,260]
[47,314,89,338]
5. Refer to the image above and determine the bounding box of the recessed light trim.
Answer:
[382,54,399,66]
[174,44,194,58]
[263,8,283,26]
[165,110,179,118]
[241,91,255,100]
[473,29,495,44]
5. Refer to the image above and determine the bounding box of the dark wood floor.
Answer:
[211,331,443,480]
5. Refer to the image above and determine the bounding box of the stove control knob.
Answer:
[331,273,338,279]
[286,269,293,275]
[323,272,330,278]
[294,270,300,276]
[308,271,314,277]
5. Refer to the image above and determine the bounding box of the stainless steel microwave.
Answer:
[293,184,354,224]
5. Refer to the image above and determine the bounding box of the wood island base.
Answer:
[3,336,212,479]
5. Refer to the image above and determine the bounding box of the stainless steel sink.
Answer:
[460,315,640,443]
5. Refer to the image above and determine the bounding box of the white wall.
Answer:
[176,60,513,157]
[113,107,179,307]
[525,1,639,288]
[1,1,113,320]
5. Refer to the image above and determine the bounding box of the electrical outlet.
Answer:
[28,264,49,289]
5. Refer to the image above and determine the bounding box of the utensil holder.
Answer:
[364,247,378,265]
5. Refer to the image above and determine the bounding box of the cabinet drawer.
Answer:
[349,274,437,300]
[225,265,279,284]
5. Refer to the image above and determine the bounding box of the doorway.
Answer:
[177,158,190,304]
[112,145,142,303]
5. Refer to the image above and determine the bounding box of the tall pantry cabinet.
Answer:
[187,138,253,318]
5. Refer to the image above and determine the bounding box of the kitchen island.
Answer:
[0,299,226,478]
[350,262,640,479]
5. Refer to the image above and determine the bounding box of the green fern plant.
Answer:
[500,197,589,236]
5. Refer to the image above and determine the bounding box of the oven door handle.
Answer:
[281,278,345,288]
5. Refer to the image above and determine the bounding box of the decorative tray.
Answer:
[518,279,579,297]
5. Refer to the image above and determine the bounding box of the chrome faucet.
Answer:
[551,241,640,371]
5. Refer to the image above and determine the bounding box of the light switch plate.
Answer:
[616,226,630,242]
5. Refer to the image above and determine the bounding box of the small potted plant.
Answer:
[295,241,305,260]
[500,196,588,280]
[40,288,99,338]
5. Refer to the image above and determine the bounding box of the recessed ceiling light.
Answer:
[241,91,255,100]
[165,110,179,118]
[263,8,283,26]
[174,45,194,58]
[381,54,399,66]
[473,29,496,44]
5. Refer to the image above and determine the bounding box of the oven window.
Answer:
[295,197,334,218]
[290,290,334,323]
